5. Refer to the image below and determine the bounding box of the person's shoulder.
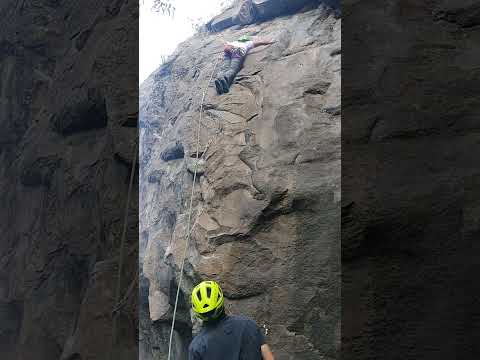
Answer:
[228,315,264,340]
[228,314,248,321]
[189,330,206,351]
[228,314,258,326]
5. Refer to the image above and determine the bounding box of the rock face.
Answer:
[140,2,341,359]
[342,1,480,359]
[207,0,340,32]
[0,1,138,359]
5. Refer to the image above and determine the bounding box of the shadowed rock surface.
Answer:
[161,141,185,162]
[140,1,340,359]
[342,0,480,359]
[0,0,138,359]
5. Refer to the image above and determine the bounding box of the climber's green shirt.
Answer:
[188,314,266,360]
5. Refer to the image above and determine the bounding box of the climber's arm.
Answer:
[261,344,275,360]
[252,39,276,47]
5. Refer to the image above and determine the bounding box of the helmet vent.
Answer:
[203,304,209,308]
[197,293,202,301]
[206,287,212,298]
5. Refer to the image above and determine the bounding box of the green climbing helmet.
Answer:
[238,35,252,42]
[191,280,224,321]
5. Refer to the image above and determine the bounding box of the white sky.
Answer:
[139,0,228,84]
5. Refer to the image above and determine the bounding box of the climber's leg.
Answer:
[215,55,232,95]
[215,79,224,95]
[223,57,245,87]
[218,54,232,74]
[219,77,229,93]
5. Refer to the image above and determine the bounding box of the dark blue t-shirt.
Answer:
[188,315,266,360]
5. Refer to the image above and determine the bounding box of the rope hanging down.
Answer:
[107,138,138,360]
[167,55,221,360]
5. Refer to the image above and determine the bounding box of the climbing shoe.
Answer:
[220,77,230,93]
[215,79,224,95]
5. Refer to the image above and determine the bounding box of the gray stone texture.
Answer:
[140,2,340,359]
[342,0,480,359]
[206,0,339,32]
[0,0,138,359]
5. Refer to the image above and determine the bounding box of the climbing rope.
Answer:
[107,138,138,360]
[167,54,222,360]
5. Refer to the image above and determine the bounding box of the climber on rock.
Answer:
[188,280,275,360]
[215,35,276,95]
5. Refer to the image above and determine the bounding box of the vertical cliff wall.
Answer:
[0,0,138,359]
[342,1,480,359]
[140,1,340,359]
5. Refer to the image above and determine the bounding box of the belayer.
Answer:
[215,35,275,95]
[188,280,275,360]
